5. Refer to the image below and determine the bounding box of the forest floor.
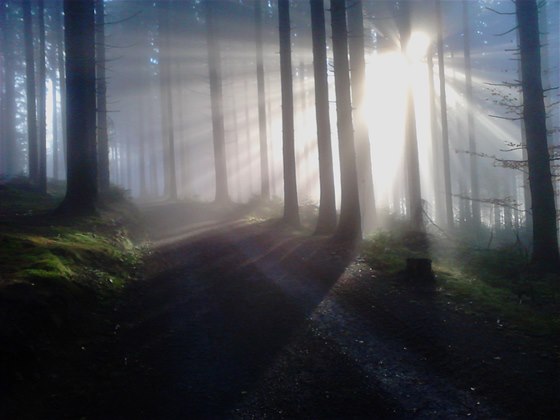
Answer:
[2,194,559,419]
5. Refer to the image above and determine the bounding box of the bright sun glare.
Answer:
[365,31,433,212]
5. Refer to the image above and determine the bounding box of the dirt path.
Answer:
[17,216,558,419]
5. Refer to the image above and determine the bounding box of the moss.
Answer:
[362,231,559,336]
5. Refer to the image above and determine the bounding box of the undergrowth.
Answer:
[362,230,560,335]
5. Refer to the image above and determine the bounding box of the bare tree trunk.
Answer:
[254,0,270,199]
[347,0,376,233]
[398,1,423,231]
[96,0,110,192]
[516,0,560,271]
[52,77,59,179]
[58,0,98,214]
[331,0,361,241]
[36,0,47,193]
[278,0,300,226]
[435,0,453,229]
[205,0,229,204]
[23,0,39,184]
[1,4,18,175]
[158,0,177,201]
[55,3,67,176]
[310,0,336,234]
[462,0,480,232]
[427,47,444,225]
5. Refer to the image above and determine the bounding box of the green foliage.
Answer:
[362,231,559,335]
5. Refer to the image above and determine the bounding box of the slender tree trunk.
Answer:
[278,0,300,226]
[427,47,445,225]
[158,0,177,201]
[435,0,453,229]
[347,0,376,233]
[58,0,98,214]
[462,0,480,232]
[96,0,110,192]
[254,0,270,199]
[23,0,39,184]
[55,3,67,175]
[1,4,18,175]
[36,0,47,193]
[52,77,59,179]
[309,0,336,234]
[516,0,560,271]
[331,0,361,241]
[205,0,229,204]
[398,1,423,231]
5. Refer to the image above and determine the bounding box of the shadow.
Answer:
[88,222,359,418]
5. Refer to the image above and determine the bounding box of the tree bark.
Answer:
[1,3,18,175]
[55,2,67,175]
[23,0,39,184]
[58,0,98,214]
[37,0,47,193]
[435,0,453,229]
[462,0,480,232]
[96,0,110,192]
[331,0,361,241]
[254,0,270,200]
[278,0,300,226]
[347,0,376,233]
[398,1,423,231]
[309,0,336,234]
[205,0,230,204]
[516,0,560,271]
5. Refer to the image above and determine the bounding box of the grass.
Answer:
[361,230,560,335]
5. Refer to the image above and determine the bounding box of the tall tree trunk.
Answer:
[158,0,177,201]
[309,0,336,234]
[23,0,39,184]
[254,0,270,199]
[37,0,47,193]
[462,0,480,232]
[435,0,453,229]
[96,0,110,192]
[347,0,376,233]
[55,2,67,175]
[205,0,229,204]
[398,1,423,231]
[58,0,98,214]
[278,0,300,226]
[1,3,18,175]
[427,46,445,225]
[331,0,361,241]
[516,0,560,271]
[52,77,59,179]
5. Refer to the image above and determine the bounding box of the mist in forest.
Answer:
[1,0,559,243]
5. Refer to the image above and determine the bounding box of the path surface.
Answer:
[74,217,548,419]
[23,207,559,419]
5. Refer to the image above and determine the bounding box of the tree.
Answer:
[254,0,270,200]
[37,0,47,193]
[309,0,336,234]
[462,0,480,232]
[96,0,110,192]
[397,1,423,231]
[0,2,18,175]
[158,0,178,201]
[278,0,300,226]
[331,0,361,241]
[435,0,453,229]
[58,0,98,214]
[23,0,39,185]
[516,0,559,271]
[205,0,230,205]
[347,0,376,233]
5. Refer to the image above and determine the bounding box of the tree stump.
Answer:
[405,258,434,281]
